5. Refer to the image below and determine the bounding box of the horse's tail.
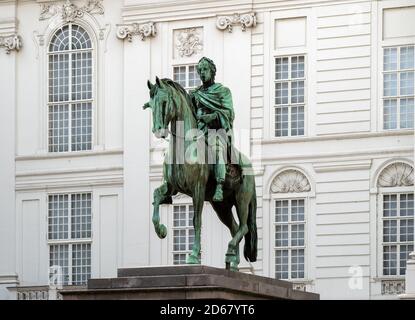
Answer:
[244,190,257,262]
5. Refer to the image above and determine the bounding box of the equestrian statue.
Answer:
[142,57,257,271]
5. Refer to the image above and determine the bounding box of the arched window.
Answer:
[377,162,414,277]
[271,169,311,280]
[48,24,93,152]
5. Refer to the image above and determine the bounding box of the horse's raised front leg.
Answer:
[186,183,205,264]
[152,182,173,239]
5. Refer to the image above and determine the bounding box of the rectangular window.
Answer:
[173,65,201,90]
[382,193,414,276]
[172,205,194,264]
[274,56,306,137]
[383,46,414,130]
[48,193,92,285]
[274,199,305,279]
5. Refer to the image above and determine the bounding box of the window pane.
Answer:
[291,199,305,222]
[291,248,305,279]
[49,25,70,52]
[291,224,305,246]
[400,71,414,96]
[400,193,414,217]
[383,73,397,96]
[383,245,397,275]
[173,229,186,251]
[275,106,289,137]
[383,219,397,242]
[383,194,397,217]
[188,65,201,88]
[188,205,194,227]
[173,66,186,88]
[383,99,397,130]
[275,57,289,80]
[400,98,414,129]
[72,243,91,285]
[291,80,304,104]
[291,106,304,136]
[188,228,194,251]
[400,245,414,275]
[71,25,92,50]
[71,193,92,239]
[384,47,397,71]
[49,244,69,285]
[275,82,289,105]
[275,200,289,222]
[275,225,289,247]
[291,56,305,79]
[49,53,69,103]
[275,249,289,279]
[48,194,69,240]
[400,46,414,70]
[400,219,414,242]
[173,253,187,265]
[48,104,69,152]
[71,51,92,101]
[71,102,92,151]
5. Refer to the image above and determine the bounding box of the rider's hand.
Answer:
[200,113,217,124]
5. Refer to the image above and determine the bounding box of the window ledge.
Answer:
[16,148,123,161]
[254,129,413,145]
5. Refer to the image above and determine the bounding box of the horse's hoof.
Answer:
[186,254,200,264]
[157,224,167,239]
[230,263,239,272]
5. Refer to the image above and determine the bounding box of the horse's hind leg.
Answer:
[210,201,240,270]
[226,197,250,271]
[152,182,173,239]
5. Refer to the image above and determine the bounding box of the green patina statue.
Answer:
[143,57,257,271]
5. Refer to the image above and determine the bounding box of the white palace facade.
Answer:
[0,0,414,300]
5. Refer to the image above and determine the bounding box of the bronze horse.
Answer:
[143,77,257,271]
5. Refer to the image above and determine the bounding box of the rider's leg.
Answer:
[213,141,226,202]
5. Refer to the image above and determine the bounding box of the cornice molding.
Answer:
[116,21,156,42]
[216,12,256,32]
[39,0,104,22]
[0,33,22,53]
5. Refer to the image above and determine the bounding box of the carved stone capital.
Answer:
[216,12,256,33]
[0,34,22,54]
[39,0,104,22]
[116,22,157,42]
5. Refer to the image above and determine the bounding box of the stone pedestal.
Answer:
[60,265,319,300]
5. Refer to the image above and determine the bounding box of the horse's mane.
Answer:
[160,78,197,118]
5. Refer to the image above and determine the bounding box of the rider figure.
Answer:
[190,57,235,202]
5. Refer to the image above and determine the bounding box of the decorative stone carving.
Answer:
[174,27,203,58]
[382,280,405,295]
[39,0,104,22]
[216,12,256,33]
[292,283,307,291]
[116,22,156,42]
[377,162,414,187]
[271,169,311,193]
[0,34,22,54]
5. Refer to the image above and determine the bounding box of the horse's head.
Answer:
[143,77,176,139]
